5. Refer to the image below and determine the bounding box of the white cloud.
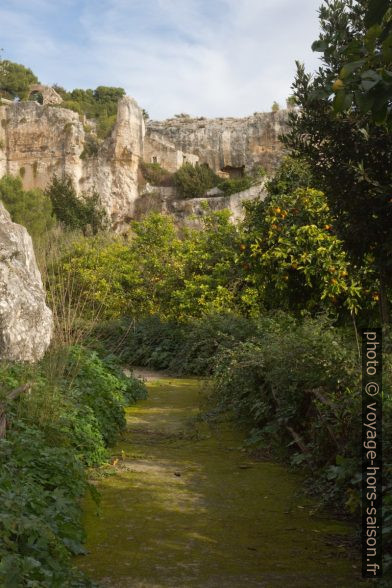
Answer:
[1,0,323,119]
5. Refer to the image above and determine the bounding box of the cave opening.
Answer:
[221,165,245,179]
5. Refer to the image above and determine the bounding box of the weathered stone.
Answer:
[145,110,288,176]
[135,182,267,227]
[0,202,53,362]
[0,97,284,228]
[28,84,63,106]
[0,96,145,230]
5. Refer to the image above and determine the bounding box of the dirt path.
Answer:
[76,377,363,587]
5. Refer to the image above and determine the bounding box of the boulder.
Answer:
[0,202,53,361]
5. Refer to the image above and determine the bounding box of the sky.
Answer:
[0,0,324,120]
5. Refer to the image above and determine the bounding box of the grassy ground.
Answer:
[76,378,364,587]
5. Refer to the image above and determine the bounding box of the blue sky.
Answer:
[1,0,323,119]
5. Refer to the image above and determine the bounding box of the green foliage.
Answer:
[284,2,392,322]
[173,163,221,198]
[100,314,256,376]
[60,86,125,138]
[80,134,100,159]
[0,59,38,100]
[313,0,392,125]
[244,187,371,315]
[266,155,314,196]
[55,211,258,321]
[0,175,55,243]
[271,101,280,112]
[46,175,108,234]
[65,346,146,445]
[140,161,174,186]
[0,346,146,586]
[172,163,256,199]
[218,176,254,195]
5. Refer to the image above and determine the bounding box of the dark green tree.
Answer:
[320,0,392,125]
[0,175,54,243]
[0,60,38,100]
[46,175,107,234]
[283,0,392,323]
[173,163,220,198]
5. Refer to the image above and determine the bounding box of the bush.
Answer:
[46,175,108,234]
[0,60,38,100]
[60,86,125,138]
[80,134,100,159]
[140,162,174,187]
[98,314,257,376]
[266,155,314,196]
[173,163,220,198]
[219,176,254,195]
[0,175,55,244]
[0,346,146,586]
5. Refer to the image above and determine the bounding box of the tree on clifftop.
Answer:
[0,59,38,100]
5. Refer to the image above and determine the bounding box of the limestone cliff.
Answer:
[0,95,286,227]
[0,202,53,361]
[0,96,145,228]
[145,111,288,176]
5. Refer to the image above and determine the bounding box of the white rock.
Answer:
[0,202,53,362]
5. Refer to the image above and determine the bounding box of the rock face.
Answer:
[145,111,288,176]
[28,84,63,106]
[134,183,267,227]
[0,96,145,228]
[0,202,53,361]
[0,95,285,227]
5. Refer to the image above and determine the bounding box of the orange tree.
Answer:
[283,0,392,323]
[243,187,376,316]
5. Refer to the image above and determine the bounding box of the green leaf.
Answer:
[365,24,383,51]
[382,33,392,62]
[360,70,382,91]
[311,39,328,52]
[355,91,375,113]
[344,93,354,109]
[340,60,365,79]
[372,102,388,124]
[333,90,347,113]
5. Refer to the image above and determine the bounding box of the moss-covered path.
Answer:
[77,377,362,587]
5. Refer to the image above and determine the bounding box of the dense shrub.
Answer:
[266,155,314,196]
[140,162,174,187]
[0,346,146,586]
[97,314,257,376]
[46,175,108,234]
[173,163,220,198]
[58,86,125,139]
[212,312,392,570]
[219,176,254,195]
[52,211,258,322]
[0,175,54,243]
[0,60,38,100]
[243,187,375,316]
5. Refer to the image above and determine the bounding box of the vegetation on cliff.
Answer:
[0,59,38,100]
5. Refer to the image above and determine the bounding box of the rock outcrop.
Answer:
[28,84,63,106]
[134,183,267,227]
[0,95,285,227]
[145,111,288,176]
[0,202,53,361]
[0,96,145,228]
